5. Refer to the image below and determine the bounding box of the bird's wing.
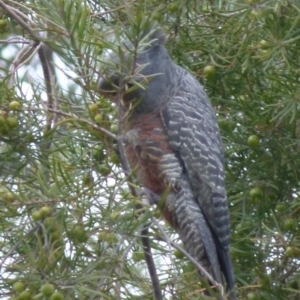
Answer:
[160,70,234,290]
[161,71,229,247]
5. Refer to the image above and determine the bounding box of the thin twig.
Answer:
[0,36,30,44]
[38,44,55,140]
[0,0,37,38]
[141,224,164,300]
[8,42,42,89]
[0,225,39,270]
[47,108,117,140]
[91,5,127,17]
[152,217,224,296]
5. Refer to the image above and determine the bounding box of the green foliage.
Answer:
[0,0,300,299]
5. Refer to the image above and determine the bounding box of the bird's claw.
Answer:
[165,178,181,193]
[136,188,160,206]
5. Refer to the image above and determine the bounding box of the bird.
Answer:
[98,24,236,299]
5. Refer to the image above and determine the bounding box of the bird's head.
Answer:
[98,25,173,114]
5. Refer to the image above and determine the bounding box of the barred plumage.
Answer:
[98,26,236,298]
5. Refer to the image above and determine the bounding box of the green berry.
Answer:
[203,65,216,78]
[110,124,118,134]
[247,135,260,148]
[40,206,51,218]
[132,252,144,262]
[3,192,14,202]
[174,249,184,259]
[250,187,263,198]
[9,101,22,111]
[31,210,43,222]
[282,219,296,232]
[247,292,258,300]
[72,226,88,243]
[275,204,287,213]
[93,146,105,161]
[89,103,98,115]
[98,231,117,243]
[50,292,64,300]
[18,290,31,300]
[0,19,8,30]
[41,283,55,297]
[12,281,25,293]
[259,40,270,50]
[6,116,18,129]
[94,113,103,124]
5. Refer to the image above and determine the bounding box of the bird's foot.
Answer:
[163,177,181,193]
[122,129,140,147]
[136,188,160,206]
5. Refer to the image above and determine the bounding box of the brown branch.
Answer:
[0,0,37,39]
[140,224,163,300]
[115,94,163,300]
[38,45,55,140]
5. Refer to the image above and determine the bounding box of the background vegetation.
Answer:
[0,0,300,299]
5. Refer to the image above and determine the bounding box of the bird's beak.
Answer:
[98,74,120,101]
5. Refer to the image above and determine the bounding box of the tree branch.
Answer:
[0,0,37,38]
[115,94,163,300]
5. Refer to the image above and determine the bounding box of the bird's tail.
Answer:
[217,247,236,299]
[166,178,222,287]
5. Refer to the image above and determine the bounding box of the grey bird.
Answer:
[98,25,236,299]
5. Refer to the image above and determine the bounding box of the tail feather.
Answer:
[166,178,222,285]
[217,246,236,299]
[165,176,236,298]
